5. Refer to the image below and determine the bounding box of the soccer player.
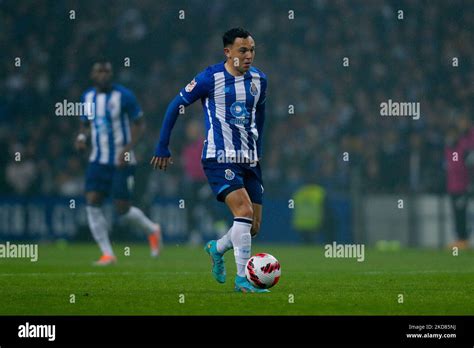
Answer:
[76,60,162,265]
[445,115,474,250]
[151,28,268,292]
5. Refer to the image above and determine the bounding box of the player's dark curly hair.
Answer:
[93,58,113,67]
[222,27,252,47]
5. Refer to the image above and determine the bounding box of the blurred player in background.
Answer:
[76,60,162,265]
[445,114,474,250]
[151,28,268,293]
[181,120,211,244]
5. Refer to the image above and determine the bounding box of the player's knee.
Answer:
[86,192,103,206]
[114,201,130,215]
[235,201,253,219]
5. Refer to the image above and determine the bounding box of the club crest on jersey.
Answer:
[250,82,258,96]
[185,78,197,92]
[225,169,235,181]
[107,100,118,114]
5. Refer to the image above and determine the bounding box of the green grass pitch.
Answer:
[0,243,473,315]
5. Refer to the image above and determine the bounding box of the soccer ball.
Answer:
[245,253,281,289]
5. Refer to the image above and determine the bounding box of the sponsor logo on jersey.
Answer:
[230,101,250,125]
[185,78,197,92]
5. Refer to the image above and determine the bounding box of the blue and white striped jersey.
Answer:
[81,84,143,166]
[179,61,267,161]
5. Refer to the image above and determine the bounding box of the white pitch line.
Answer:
[0,270,472,277]
[0,271,208,277]
[360,270,474,275]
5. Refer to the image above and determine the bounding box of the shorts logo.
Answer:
[185,78,197,92]
[225,169,235,181]
[250,82,258,96]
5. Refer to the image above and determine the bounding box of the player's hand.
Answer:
[150,156,174,171]
[74,138,87,152]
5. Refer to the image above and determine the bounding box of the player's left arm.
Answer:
[255,76,267,160]
[119,90,144,166]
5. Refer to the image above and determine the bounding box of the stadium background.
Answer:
[1,0,473,247]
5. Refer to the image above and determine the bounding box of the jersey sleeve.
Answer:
[256,74,267,158]
[178,68,212,106]
[154,68,211,157]
[79,92,91,124]
[257,73,267,105]
[123,89,143,121]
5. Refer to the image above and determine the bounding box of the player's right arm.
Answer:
[151,68,211,171]
[75,92,92,152]
[75,122,90,152]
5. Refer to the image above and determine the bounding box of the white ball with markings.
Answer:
[245,253,281,289]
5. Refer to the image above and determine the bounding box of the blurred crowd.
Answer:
[1,0,473,201]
